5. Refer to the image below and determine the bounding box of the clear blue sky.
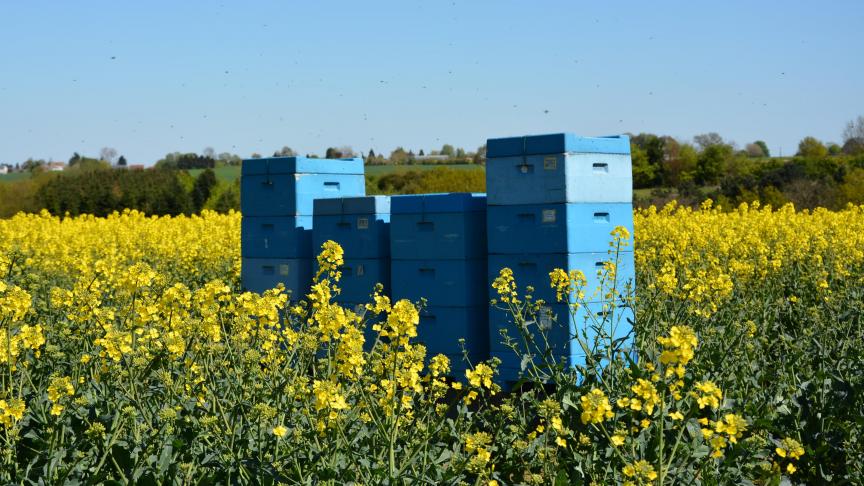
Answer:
[1,0,861,165]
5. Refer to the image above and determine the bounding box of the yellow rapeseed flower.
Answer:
[579,389,613,424]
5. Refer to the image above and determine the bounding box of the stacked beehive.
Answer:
[312,195,391,324]
[390,193,488,377]
[485,133,636,382]
[240,156,365,297]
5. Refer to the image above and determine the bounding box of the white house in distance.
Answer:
[0,165,8,175]
[46,161,66,172]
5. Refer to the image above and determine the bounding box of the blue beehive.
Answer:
[485,132,636,384]
[313,196,392,306]
[489,301,635,382]
[241,216,313,258]
[390,193,490,376]
[486,133,632,158]
[241,157,365,216]
[326,259,390,305]
[485,134,632,205]
[487,202,634,255]
[313,196,391,259]
[241,156,366,295]
[391,259,487,307]
[418,306,489,377]
[240,257,313,299]
[487,251,635,309]
[390,193,487,260]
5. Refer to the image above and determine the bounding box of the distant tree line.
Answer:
[3,116,864,216]
[0,165,238,218]
[633,116,864,209]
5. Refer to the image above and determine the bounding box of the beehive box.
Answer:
[391,259,487,307]
[240,257,313,298]
[488,252,636,304]
[487,202,634,255]
[320,258,390,305]
[485,134,632,206]
[390,193,487,260]
[240,157,365,217]
[313,196,391,259]
[417,306,490,377]
[241,216,313,258]
[489,301,635,383]
[240,156,365,297]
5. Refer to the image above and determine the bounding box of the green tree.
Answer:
[664,142,698,186]
[755,140,770,157]
[117,155,127,167]
[274,146,297,157]
[631,134,665,186]
[631,145,657,188]
[70,157,111,172]
[191,169,218,212]
[696,144,732,185]
[843,139,864,155]
[440,144,455,157]
[745,142,767,157]
[205,180,241,213]
[21,159,46,173]
[473,145,486,165]
[838,168,864,204]
[694,132,725,150]
[797,136,828,158]
[389,147,409,165]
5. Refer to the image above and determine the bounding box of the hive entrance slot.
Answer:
[593,212,610,222]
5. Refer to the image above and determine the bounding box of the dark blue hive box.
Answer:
[390,193,487,260]
[313,196,391,259]
[240,257,313,298]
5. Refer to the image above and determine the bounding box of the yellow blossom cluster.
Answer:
[699,414,748,458]
[622,459,657,485]
[463,431,493,474]
[775,437,805,475]
[635,201,864,316]
[580,388,614,424]
[47,375,75,416]
[0,398,26,427]
[548,268,587,303]
[491,268,519,304]
[0,209,240,286]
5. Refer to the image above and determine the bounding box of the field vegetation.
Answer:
[0,202,861,483]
